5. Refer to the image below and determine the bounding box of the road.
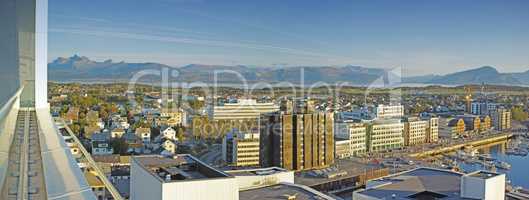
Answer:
[199,144,222,166]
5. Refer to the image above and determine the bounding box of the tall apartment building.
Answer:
[211,99,279,120]
[492,108,512,131]
[375,104,404,119]
[366,120,404,152]
[260,112,334,171]
[402,117,427,146]
[222,129,260,167]
[424,117,439,143]
[335,122,367,156]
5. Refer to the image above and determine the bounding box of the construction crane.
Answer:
[464,86,473,113]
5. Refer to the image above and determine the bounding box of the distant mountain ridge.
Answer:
[48,55,389,85]
[48,55,529,86]
[403,66,529,85]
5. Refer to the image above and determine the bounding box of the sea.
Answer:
[459,138,529,189]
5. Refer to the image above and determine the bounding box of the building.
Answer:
[159,126,177,141]
[353,168,505,200]
[85,171,108,200]
[423,116,439,143]
[462,116,481,132]
[211,99,279,120]
[260,112,335,171]
[161,139,177,155]
[375,104,404,119]
[480,115,492,131]
[402,117,427,146]
[366,120,404,152]
[130,155,238,200]
[192,116,259,138]
[160,108,186,127]
[335,122,367,156]
[448,118,466,137]
[492,108,512,131]
[111,128,126,138]
[135,127,151,144]
[222,129,260,167]
[226,167,336,200]
[335,138,352,159]
[91,132,114,155]
[471,102,497,115]
[225,167,294,191]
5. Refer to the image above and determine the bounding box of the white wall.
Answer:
[34,0,48,108]
[161,178,238,200]
[130,159,162,200]
[461,173,505,200]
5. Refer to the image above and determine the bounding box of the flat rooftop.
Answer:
[134,155,231,183]
[356,168,465,199]
[239,183,335,200]
[226,167,288,177]
[295,159,382,186]
[467,171,501,179]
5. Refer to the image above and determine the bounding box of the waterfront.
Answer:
[460,138,529,189]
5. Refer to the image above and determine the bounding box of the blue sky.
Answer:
[49,0,529,76]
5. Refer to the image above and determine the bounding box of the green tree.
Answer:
[512,106,528,121]
[110,138,129,155]
[177,127,185,142]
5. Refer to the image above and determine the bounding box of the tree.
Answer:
[512,106,528,121]
[110,138,129,155]
[177,127,185,142]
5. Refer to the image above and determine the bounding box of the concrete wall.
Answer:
[130,158,163,200]
[161,178,239,200]
[461,173,505,200]
[0,0,21,107]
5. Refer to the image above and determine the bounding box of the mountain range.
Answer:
[48,55,529,86]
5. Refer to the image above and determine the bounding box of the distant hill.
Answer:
[49,55,529,86]
[404,66,529,86]
[48,55,391,85]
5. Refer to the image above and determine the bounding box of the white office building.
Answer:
[211,99,279,120]
[335,122,367,156]
[375,104,404,119]
[130,155,239,200]
[367,120,404,152]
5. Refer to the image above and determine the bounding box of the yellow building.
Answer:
[403,118,428,146]
[448,118,466,137]
[480,115,492,131]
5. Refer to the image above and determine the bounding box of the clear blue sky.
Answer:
[48,0,529,76]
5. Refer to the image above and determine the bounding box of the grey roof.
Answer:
[356,168,468,200]
[239,183,336,200]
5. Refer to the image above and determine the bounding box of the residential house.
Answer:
[158,126,177,141]
[91,132,113,155]
[111,128,126,139]
[135,127,151,144]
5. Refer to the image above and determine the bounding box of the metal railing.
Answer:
[57,118,124,200]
